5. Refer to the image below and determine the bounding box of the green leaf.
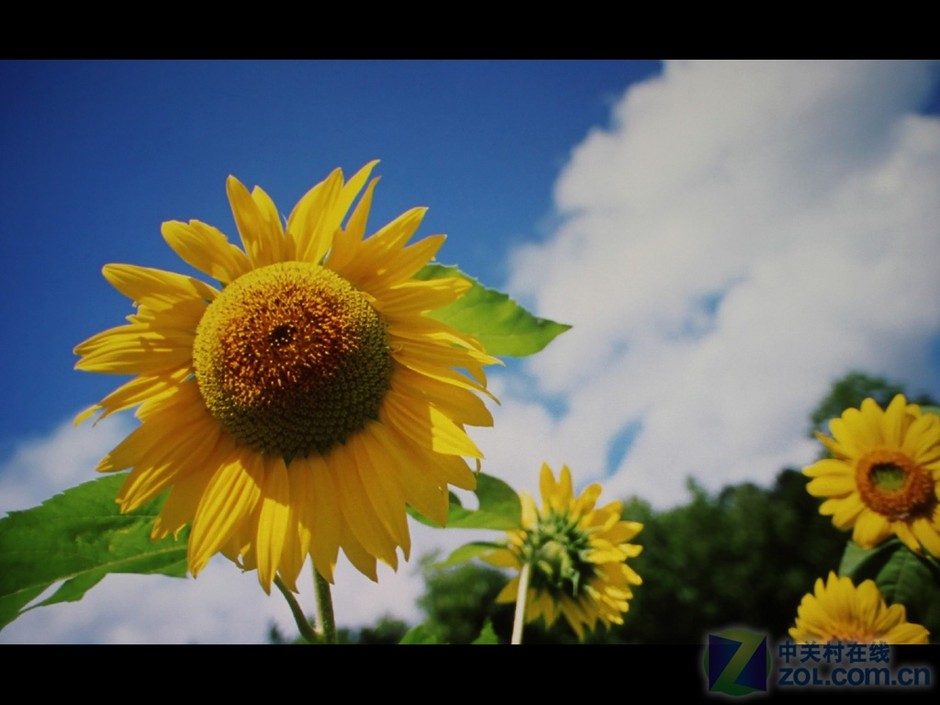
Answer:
[447,473,522,530]
[415,264,570,357]
[33,572,106,609]
[838,539,897,577]
[410,473,522,531]
[0,474,189,631]
[435,541,505,569]
[472,619,500,645]
[839,539,940,636]
[399,623,441,644]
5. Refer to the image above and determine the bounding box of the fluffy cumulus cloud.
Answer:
[0,419,131,515]
[499,60,940,508]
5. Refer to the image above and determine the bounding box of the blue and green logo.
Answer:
[705,628,770,696]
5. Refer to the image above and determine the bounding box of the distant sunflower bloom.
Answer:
[804,395,940,557]
[790,572,929,644]
[75,162,498,592]
[485,464,643,640]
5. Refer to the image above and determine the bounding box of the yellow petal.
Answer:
[306,455,341,584]
[287,167,344,264]
[381,390,482,458]
[353,430,411,556]
[496,577,520,604]
[359,235,447,292]
[482,548,520,569]
[102,263,218,313]
[329,441,399,568]
[255,456,291,592]
[116,415,221,511]
[338,521,379,582]
[333,207,426,285]
[852,510,893,548]
[806,474,857,497]
[903,413,940,462]
[342,166,380,241]
[368,422,450,525]
[74,324,195,375]
[100,382,209,474]
[910,518,940,557]
[279,458,317,591]
[151,457,219,541]
[189,449,264,575]
[391,368,494,428]
[804,458,853,478]
[372,277,469,317]
[326,176,379,272]
[226,176,286,268]
[823,496,865,529]
[881,394,909,447]
[161,220,251,284]
[77,367,189,423]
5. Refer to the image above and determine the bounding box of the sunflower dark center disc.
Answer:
[856,450,935,521]
[193,261,392,460]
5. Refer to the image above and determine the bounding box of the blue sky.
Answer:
[2,60,939,643]
[0,59,659,449]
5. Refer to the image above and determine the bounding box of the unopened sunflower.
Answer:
[485,463,643,640]
[75,162,498,592]
[804,395,940,557]
[789,572,929,644]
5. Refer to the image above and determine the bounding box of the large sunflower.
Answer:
[484,463,643,640]
[789,572,929,644]
[804,394,940,557]
[75,162,499,592]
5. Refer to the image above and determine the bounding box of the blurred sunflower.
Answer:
[789,572,929,644]
[804,395,940,557]
[484,463,643,640]
[75,162,498,592]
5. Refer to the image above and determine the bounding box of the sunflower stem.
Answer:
[511,561,531,645]
[314,565,338,644]
[274,575,319,644]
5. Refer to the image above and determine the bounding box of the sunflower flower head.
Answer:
[485,463,643,640]
[789,572,930,644]
[75,162,500,592]
[804,394,940,557]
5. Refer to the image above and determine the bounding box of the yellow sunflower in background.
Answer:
[75,162,499,592]
[789,572,929,644]
[484,463,643,640]
[804,395,940,557]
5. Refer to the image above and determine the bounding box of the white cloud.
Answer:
[503,60,940,508]
[0,416,133,515]
[0,549,438,644]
